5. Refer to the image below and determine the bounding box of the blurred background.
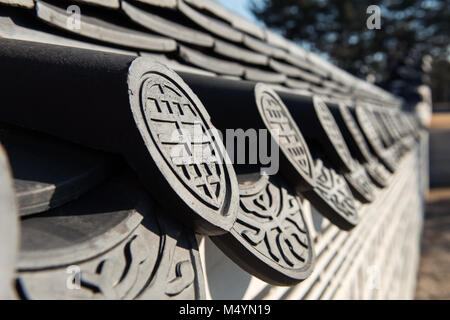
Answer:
[216,0,449,299]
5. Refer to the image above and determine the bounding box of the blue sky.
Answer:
[216,0,264,25]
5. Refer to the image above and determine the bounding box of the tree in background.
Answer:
[251,0,449,106]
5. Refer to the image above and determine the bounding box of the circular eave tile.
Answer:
[211,172,315,286]
[312,96,355,173]
[304,159,359,230]
[344,160,375,204]
[128,58,239,235]
[364,159,391,188]
[254,83,316,192]
[355,105,397,173]
[16,172,205,300]
[338,103,374,164]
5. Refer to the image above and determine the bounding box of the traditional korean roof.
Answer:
[0,0,421,299]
